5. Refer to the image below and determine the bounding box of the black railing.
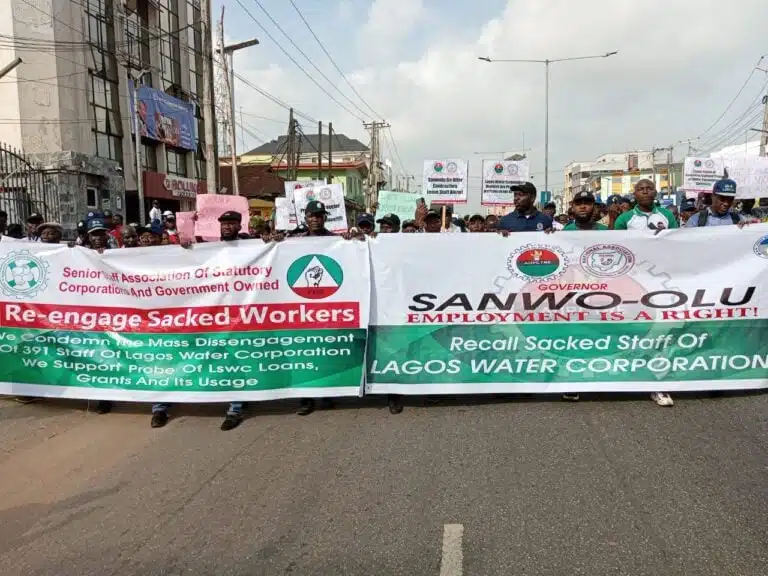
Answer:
[0,143,60,225]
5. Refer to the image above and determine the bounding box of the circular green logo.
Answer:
[0,251,49,299]
[287,254,344,299]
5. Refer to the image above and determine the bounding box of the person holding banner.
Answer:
[563,191,608,231]
[376,213,401,233]
[614,180,678,232]
[467,214,486,233]
[497,183,553,232]
[151,210,252,430]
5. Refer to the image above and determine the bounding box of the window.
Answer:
[159,0,182,89]
[86,187,98,209]
[87,0,122,162]
[186,0,203,100]
[124,1,151,78]
[166,146,188,177]
[142,139,158,171]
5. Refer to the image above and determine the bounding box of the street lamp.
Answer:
[478,51,618,194]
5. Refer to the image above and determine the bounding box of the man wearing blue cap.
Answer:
[679,198,697,225]
[355,212,376,237]
[685,179,746,227]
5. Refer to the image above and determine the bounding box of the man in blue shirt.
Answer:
[497,182,553,232]
[685,179,746,228]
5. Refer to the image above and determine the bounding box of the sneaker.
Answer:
[95,400,112,414]
[220,413,243,431]
[651,392,674,407]
[388,395,403,414]
[561,393,580,401]
[297,398,315,416]
[151,411,169,429]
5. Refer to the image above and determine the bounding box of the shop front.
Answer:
[142,172,207,218]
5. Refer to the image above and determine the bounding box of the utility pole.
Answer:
[760,95,768,157]
[130,68,150,223]
[363,121,390,212]
[318,121,323,181]
[200,0,218,194]
[328,122,333,183]
[0,58,22,80]
[667,145,674,195]
[286,108,295,181]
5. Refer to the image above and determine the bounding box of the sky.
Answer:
[215,0,768,214]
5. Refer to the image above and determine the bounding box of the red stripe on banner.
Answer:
[0,302,360,333]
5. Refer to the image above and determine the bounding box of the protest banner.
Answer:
[0,239,370,402]
[175,211,196,243]
[481,159,531,206]
[283,181,326,227]
[683,157,725,198]
[273,198,294,231]
[195,194,249,240]
[293,183,348,233]
[422,159,468,204]
[722,156,768,199]
[376,190,419,227]
[366,227,768,395]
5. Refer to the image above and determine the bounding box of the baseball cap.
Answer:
[606,194,623,206]
[356,212,375,226]
[510,182,537,195]
[218,211,242,222]
[424,208,442,219]
[680,198,697,212]
[162,210,174,217]
[573,190,596,202]
[87,218,108,233]
[376,213,401,227]
[86,210,104,221]
[543,202,557,210]
[37,222,62,234]
[305,200,328,215]
[713,178,737,197]
[76,220,87,233]
[27,212,44,223]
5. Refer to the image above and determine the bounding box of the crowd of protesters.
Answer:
[1,177,763,428]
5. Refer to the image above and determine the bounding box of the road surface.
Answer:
[0,392,766,575]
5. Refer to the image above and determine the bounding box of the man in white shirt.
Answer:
[148,200,162,223]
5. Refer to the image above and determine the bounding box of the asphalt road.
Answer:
[0,392,766,576]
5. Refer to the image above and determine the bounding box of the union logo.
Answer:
[0,250,50,299]
[580,244,636,278]
[287,254,343,299]
[753,235,768,259]
[507,244,568,281]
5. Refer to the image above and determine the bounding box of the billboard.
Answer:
[129,81,196,151]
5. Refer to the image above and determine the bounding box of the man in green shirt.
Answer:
[614,179,678,231]
[563,190,608,231]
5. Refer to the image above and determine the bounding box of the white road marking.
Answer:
[440,523,464,576]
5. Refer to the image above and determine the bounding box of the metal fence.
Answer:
[0,142,60,225]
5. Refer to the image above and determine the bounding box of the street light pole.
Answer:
[478,51,618,195]
[130,68,151,224]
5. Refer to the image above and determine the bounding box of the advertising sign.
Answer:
[129,81,196,151]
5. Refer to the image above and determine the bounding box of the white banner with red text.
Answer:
[0,238,369,402]
[366,226,768,395]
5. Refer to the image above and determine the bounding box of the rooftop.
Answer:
[244,133,369,156]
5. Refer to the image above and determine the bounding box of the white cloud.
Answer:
[232,0,768,214]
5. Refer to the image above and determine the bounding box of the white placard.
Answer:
[273,197,294,231]
[422,159,468,204]
[723,156,768,200]
[481,159,531,205]
[293,183,349,233]
[283,181,326,224]
[683,157,725,197]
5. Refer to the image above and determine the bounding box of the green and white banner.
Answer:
[0,238,370,402]
[366,226,768,394]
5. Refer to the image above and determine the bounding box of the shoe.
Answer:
[561,393,580,401]
[14,396,39,404]
[650,392,674,407]
[388,395,403,414]
[95,400,112,414]
[297,398,315,416]
[151,411,169,428]
[220,413,243,431]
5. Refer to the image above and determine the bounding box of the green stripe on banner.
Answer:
[367,320,768,384]
[0,328,366,392]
